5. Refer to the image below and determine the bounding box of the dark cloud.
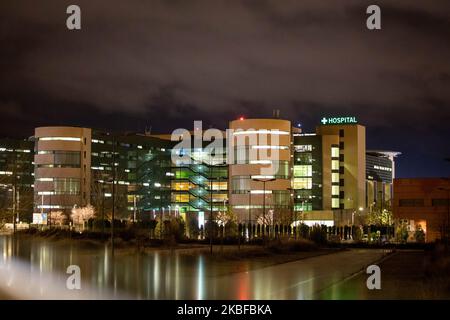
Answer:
[0,0,449,177]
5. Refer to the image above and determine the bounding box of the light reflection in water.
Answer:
[196,255,204,300]
[0,236,384,300]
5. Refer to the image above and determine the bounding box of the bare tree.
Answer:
[49,211,67,226]
[71,205,96,230]
[256,209,274,226]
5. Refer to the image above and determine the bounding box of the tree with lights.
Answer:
[49,211,66,226]
[71,204,96,231]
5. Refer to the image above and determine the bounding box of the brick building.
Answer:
[393,178,450,242]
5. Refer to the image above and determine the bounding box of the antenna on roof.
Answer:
[272,109,280,119]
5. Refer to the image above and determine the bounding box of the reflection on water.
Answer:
[0,235,189,299]
[1,235,252,299]
[0,236,385,300]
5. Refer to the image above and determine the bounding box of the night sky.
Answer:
[1,1,449,178]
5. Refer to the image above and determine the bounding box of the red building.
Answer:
[393,178,450,242]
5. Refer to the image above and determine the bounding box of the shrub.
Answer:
[188,218,200,239]
[166,217,186,242]
[353,226,362,241]
[309,224,327,245]
[415,229,425,243]
[299,223,310,239]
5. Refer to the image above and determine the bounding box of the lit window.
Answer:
[293,165,312,177]
[251,175,275,180]
[250,190,272,194]
[331,147,339,158]
[252,145,289,150]
[173,194,189,203]
[172,182,189,191]
[295,203,312,211]
[40,137,81,142]
[294,145,312,152]
[332,185,340,196]
[293,178,312,189]
[332,160,340,170]
[332,172,340,183]
[233,130,289,136]
[332,198,340,208]
[249,160,272,164]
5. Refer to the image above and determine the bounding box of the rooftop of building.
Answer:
[366,150,402,158]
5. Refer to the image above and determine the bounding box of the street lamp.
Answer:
[300,201,305,225]
[247,189,252,228]
[252,177,276,241]
[133,194,137,223]
[154,182,163,239]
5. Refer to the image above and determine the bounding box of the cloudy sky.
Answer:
[1,0,450,177]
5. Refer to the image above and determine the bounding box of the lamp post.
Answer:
[101,183,105,239]
[252,177,276,242]
[133,195,137,223]
[154,182,163,239]
[247,189,252,240]
[12,185,16,235]
[286,187,294,238]
[209,166,213,254]
[111,136,116,257]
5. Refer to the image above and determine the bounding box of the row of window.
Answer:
[172,181,228,191]
[293,178,312,190]
[36,178,81,196]
[172,193,228,203]
[39,136,168,152]
[293,165,312,177]
[294,203,313,211]
[37,151,81,168]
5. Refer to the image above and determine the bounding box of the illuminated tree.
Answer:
[256,209,273,226]
[49,211,67,226]
[71,204,96,230]
[366,198,393,226]
[215,210,232,227]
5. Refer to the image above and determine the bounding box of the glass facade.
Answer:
[170,138,228,215]
[293,135,323,212]
[293,178,312,190]
[53,178,80,195]
[89,132,173,220]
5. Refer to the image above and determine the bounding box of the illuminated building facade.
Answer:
[1,117,399,228]
[293,120,399,226]
[228,118,293,224]
[168,130,228,229]
[34,127,172,220]
[366,150,400,214]
[293,124,366,226]
[0,138,34,222]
